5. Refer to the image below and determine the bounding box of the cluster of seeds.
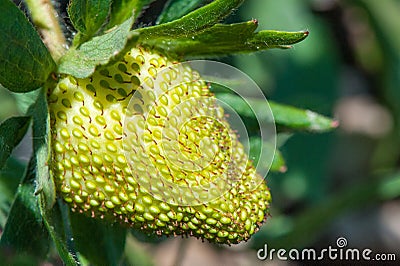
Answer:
[49,47,271,244]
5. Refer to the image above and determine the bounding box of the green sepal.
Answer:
[29,89,78,264]
[68,0,112,45]
[107,0,156,29]
[58,17,136,78]
[269,101,339,133]
[215,93,338,133]
[156,0,204,24]
[31,89,55,210]
[0,0,56,93]
[142,21,308,58]
[136,0,244,39]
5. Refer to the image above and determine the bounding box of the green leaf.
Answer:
[269,101,339,132]
[32,89,55,210]
[271,149,287,173]
[107,0,156,29]
[251,30,309,48]
[276,133,293,148]
[40,200,80,266]
[0,158,27,228]
[136,0,244,39]
[13,89,41,115]
[70,212,127,266]
[58,17,136,78]
[249,138,286,174]
[214,92,268,121]
[0,158,50,262]
[0,116,31,170]
[156,0,204,24]
[144,21,309,58]
[68,0,112,43]
[0,0,56,92]
[215,93,338,133]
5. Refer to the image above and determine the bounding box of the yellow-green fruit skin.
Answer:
[49,47,271,244]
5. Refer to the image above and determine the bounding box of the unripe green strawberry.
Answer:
[49,47,271,244]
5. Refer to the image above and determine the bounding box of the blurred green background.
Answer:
[233,0,400,263]
[1,0,400,265]
[234,0,400,262]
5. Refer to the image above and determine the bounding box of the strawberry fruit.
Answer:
[49,47,271,244]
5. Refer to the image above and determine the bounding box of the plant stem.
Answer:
[24,0,67,62]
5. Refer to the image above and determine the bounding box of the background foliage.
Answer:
[0,0,399,265]
[233,0,400,259]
